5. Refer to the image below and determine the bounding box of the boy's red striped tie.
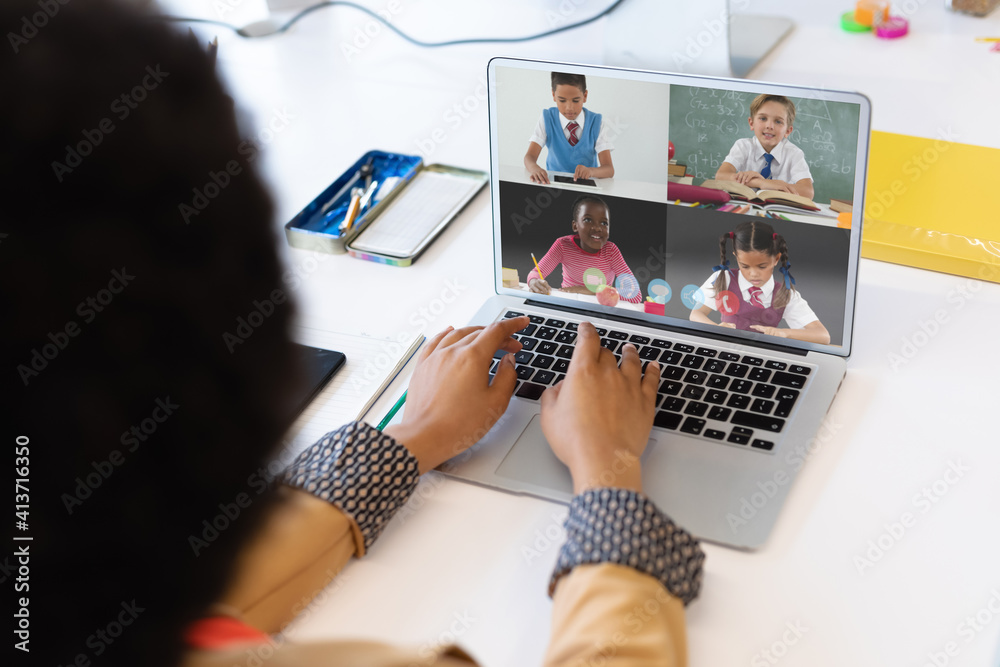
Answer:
[567,121,579,146]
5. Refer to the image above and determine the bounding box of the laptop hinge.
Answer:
[524,299,808,357]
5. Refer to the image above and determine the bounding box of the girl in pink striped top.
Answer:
[526,196,642,304]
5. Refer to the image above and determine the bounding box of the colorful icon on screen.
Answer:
[716,290,739,315]
[615,274,640,301]
[583,268,607,292]
[646,279,671,304]
[681,284,705,309]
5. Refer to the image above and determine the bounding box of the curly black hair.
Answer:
[1,1,302,665]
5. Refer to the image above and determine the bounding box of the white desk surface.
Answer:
[168,0,1000,664]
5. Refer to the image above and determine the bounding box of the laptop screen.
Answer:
[488,58,870,358]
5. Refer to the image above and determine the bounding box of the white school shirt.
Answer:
[722,136,812,185]
[698,270,819,330]
[528,109,615,154]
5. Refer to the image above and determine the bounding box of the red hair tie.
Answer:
[728,232,734,239]
[772,233,778,239]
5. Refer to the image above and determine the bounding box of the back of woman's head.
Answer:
[1,1,301,664]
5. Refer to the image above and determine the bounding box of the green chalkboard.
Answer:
[668,85,860,205]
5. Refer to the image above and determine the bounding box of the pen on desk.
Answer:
[342,191,363,232]
[377,390,407,430]
[531,252,545,280]
[975,37,1000,42]
[358,179,379,213]
[343,155,379,232]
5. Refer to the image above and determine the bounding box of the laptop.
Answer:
[441,57,869,549]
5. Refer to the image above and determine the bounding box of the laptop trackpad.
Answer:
[494,415,574,494]
[494,414,658,496]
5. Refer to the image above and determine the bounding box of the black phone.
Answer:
[553,175,597,187]
[282,343,346,426]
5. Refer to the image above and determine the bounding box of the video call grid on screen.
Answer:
[489,58,871,357]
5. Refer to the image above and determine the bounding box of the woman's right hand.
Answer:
[528,278,551,294]
[540,322,659,494]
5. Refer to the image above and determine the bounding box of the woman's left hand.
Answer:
[384,316,528,473]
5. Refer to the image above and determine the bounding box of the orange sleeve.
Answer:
[215,486,360,633]
[545,563,688,667]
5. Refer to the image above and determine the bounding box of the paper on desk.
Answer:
[276,325,422,463]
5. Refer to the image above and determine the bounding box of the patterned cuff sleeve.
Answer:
[549,488,706,606]
[280,422,420,554]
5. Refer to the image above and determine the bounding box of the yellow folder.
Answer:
[862,131,1000,284]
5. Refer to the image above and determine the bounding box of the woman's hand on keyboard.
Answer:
[540,322,659,494]
[384,316,528,474]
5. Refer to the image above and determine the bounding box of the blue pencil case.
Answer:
[284,150,423,255]
[285,151,488,265]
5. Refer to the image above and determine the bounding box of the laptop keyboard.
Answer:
[489,310,815,454]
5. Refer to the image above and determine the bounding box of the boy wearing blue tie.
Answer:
[524,72,615,185]
[716,94,814,200]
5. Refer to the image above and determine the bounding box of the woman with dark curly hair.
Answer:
[1,2,703,665]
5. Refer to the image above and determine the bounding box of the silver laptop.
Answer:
[441,57,869,549]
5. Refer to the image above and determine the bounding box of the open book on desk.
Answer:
[279,325,424,460]
[701,179,820,211]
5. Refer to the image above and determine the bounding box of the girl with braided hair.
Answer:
[689,221,831,344]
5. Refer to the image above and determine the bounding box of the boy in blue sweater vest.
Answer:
[524,72,615,185]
